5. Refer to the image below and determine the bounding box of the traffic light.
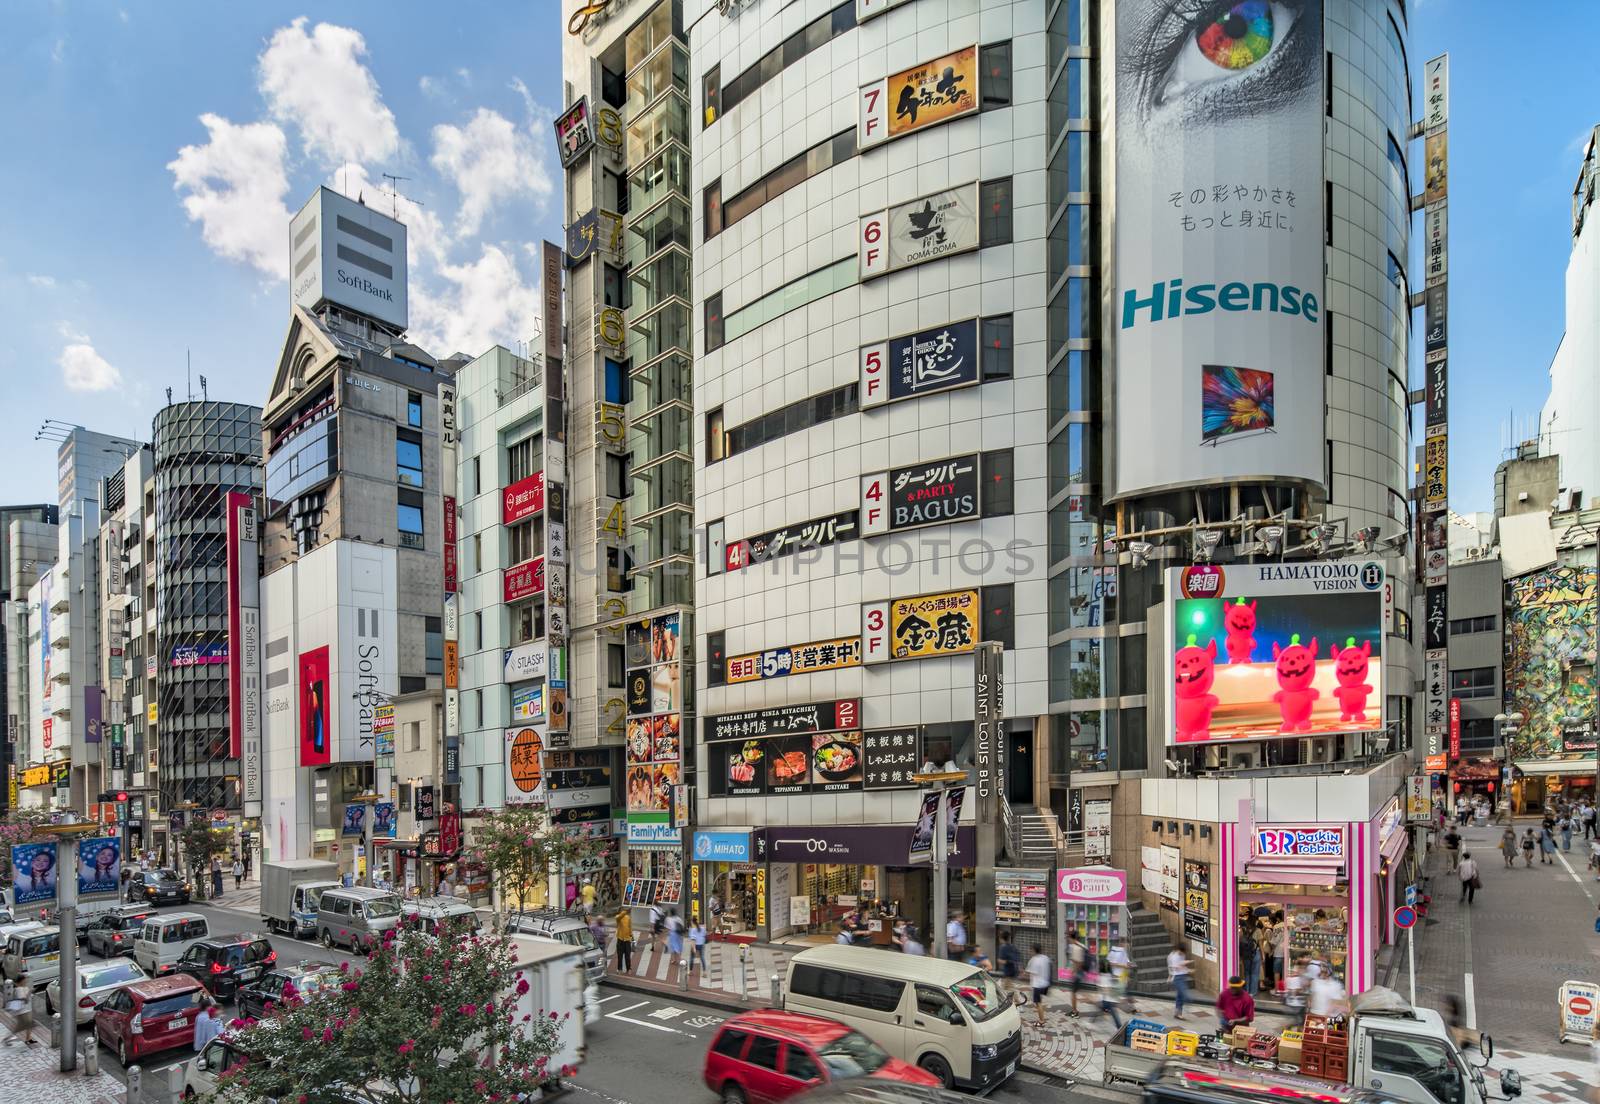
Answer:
[97,791,130,803]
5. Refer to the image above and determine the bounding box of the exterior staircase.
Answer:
[1124,900,1175,995]
[1007,805,1064,865]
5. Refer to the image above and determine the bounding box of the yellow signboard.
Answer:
[889,45,979,139]
[147,702,158,725]
[726,637,863,684]
[1423,431,1447,513]
[1424,131,1448,207]
[889,589,980,660]
[20,764,54,787]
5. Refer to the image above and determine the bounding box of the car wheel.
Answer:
[117,1037,129,1067]
[918,1055,953,1089]
[322,929,336,949]
[720,1084,746,1104]
[182,1089,196,1101]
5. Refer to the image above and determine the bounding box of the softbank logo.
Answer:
[336,268,394,302]
[1121,278,1319,329]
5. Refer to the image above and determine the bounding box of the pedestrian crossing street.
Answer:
[617,938,794,1001]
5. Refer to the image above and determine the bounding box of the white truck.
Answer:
[1108,988,1521,1104]
[501,934,588,1092]
[259,859,340,938]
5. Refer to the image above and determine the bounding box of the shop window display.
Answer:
[1238,895,1349,985]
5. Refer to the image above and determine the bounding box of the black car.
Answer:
[236,962,338,1021]
[125,869,192,905]
[82,906,157,958]
[171,935,276,1002]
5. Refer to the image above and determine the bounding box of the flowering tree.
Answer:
[209,925,567,1104]
[473,804,598,926]
[0,809,52,883]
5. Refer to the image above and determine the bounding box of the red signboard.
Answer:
[443,495,458,594]
[1448,698,1461,762]
[502,473,545,525]
[504,557,546,603]
[299,645,331,767]
[42,718,52,750]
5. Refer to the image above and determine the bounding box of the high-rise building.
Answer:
[2,505,58,816]
[1540,124,1600,503]
[259,189,451,877]
[653,0,1419,997]
[94,447,152,847]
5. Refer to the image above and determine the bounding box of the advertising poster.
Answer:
[864,589,979,663]
[723,510,858,572]
[625,612,683,845]
[1085,799,1112,861]
[503,471,545,525]
[554,96,594,167]
[505,726,545,805]
[1424,430,1448,513]
[1165,561,1385,744]
[1424,131,1448,206]
[1159,844,1182,914]
[503,556,546,603]
[1112,0,1326,497]
[1181,859,1211,943]
[511,683,544,722]
[172,642,229,667]
[78,837,121,897]
[859,45,979,148]
[299,645,331,766]
[860,318,980,408]
[725,636,862,684]
[995,869,1050,927]
[10,842,57,904]
[342,803,366,837]
[860,182,979,279]
[861,454,980,535]
[707,699,860,742]
[1406,775,1432,821]
[373,803,396,838]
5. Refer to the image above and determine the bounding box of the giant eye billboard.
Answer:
[1166,561,1384,744]
[1113,0,1326,497]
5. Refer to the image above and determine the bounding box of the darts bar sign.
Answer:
[724,509,858,572]
[861,452,989,535]
[707,699,861,742]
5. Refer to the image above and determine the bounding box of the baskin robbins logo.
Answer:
[1179,565,1225,600]
[1254,826,1345,860]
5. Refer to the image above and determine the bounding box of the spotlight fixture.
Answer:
[1309,522,1337,552]
[1255,524,1285,557]
[1355,525,1380,552]
[1129,540,1154,568]
[1192,528,1223,564]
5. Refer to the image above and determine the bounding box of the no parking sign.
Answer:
[1559,980,1598,1044]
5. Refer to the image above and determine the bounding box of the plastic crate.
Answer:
[1166,1030,1201,1057]
[1301,1051,1325,1077]
[1246,1034,1279,1061]
[1128,1017,1167,1038]
[1130,1029,1167,1054]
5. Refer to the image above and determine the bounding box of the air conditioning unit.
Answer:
[1302,737,1334,764]
[1228,746,1261,770]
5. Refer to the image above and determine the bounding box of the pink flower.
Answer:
[342,981,359,992]
[474,1081,487,1094]
[548,1011,559,1020]
[322,1028,335,1044]
[459,1003,478,1016]
[516,978,530,995]
[398,1039,415,1056]
[338,961,349,974]
[302,1028,314,1041]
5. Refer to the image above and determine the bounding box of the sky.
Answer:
[0,2,1593,516]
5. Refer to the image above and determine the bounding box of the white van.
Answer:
[401,896,481,938]
[783,945,1022,1091]
[1,923,61,989]
[316,887,403,951]
[132,912,210,976]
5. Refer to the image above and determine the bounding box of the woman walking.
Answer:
[1541,824,1558,865]
[1522,828,1537,868]
[1500,827,1518,868]
[1560,814,1574,852]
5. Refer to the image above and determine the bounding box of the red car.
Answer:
[93,974,214,1066]
[704,1010,941,1104]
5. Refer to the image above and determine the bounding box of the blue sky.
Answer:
[0,2,1592,517]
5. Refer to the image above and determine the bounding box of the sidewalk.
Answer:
[0,1019,124,1104]
[188,873,261,914]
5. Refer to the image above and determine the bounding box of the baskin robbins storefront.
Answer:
[1217,821,1377,994]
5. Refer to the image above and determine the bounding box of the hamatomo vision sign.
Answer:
[1113,0,1325,497]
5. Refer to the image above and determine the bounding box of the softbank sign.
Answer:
[1055,868,1127,904]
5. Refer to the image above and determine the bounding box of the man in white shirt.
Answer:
[1308,972,1346,1019]
[946,914,967,960]
[1025,945,1052,1025]
[1167,944,1191,1019]
[1457,851,1479,905]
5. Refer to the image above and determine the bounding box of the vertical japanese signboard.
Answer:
[1422,57,1451,612]
[227,491,262,815]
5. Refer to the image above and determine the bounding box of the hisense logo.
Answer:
[1121,278,1319,329]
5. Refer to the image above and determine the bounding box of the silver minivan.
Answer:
[506,910,606,983]
[1,923,62,989]
[132,912,211,976]
[316,887,403,951]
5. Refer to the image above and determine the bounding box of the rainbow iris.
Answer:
[1197,1,1274,71]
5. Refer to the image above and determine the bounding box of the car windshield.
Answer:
[949,971,1005,1022]
[364,899,401,919]
[155,870,180,881]
[561,928,598,950]
[85,962,144,989]
[116,914,153,930]
[818,1030,891,1077]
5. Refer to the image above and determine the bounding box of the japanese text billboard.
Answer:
[723,510,859,572]
[861,453,981,534]
[1113,0,1325,497]
[860,318,980,407]
[1164,560,1384,745]
[863,589,980,663]
[725,636,862,684]
[624,613,683,845]
[859,45,979,148]
[860,182,979,279]
[505,725,544,805]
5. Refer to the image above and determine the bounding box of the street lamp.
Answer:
[352,789,382,888]
[912,768,967,958]
[35,818,104,1073]
[1494,713,1524,816]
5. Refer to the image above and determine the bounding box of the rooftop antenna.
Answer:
[199,374,208,401]
[165,387,172,406]
[381,172,423,220]
[187,349,192,401]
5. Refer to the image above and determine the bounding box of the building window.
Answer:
[473,611,483,651]
[396,430,423,487]
[507,435,540,483]
[705,292,725,352]
[981,315,1013,380]
[604,358,630,405]
[702,63,721,128]
[605,453,631,499]
[406,391,422,428]
[511,601,543,645]
[980,584,1014,648]
[508,519,542,567]
[980,178,1013,246]
[1448,615,1496,635]
[470,456,481,496]
[981,451,1014,517]
[608,643,625,688]
[980,42,1012,108]
[397,497,424,537]
[715,2,855,124]
[606,545,633,592]
[706,408,726,463]
[711,130,856,239]
[723,382,859,459]
[472,533,483,573]
[719,257,856,347]
[1448,667,1496,700]
[425,615,443,676]
[704,179,724,239]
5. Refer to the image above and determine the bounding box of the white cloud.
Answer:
[332,163,451,267]
[57,333,123,392]
[409,245,539,358]
[258,18,399,166]
[419,74,443,98]
[430,108,551,235]
[27,274,57,289]
[167,113,292,278]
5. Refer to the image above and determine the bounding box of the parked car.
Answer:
[171,934,276,1002]
[83,906,157,958]
[133,912,211,976]
[1,923,62,990]
[236,963,339,1021]
[126,869,193,906]
[400,896,482,938]
[505,909,607,983]
[704,1009,941,1104]
[93,973,214,1067]
[46,958,149,1023]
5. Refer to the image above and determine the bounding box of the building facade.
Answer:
[4,511,58,814]
[1,503,57,817]
[1540,124,1600,503]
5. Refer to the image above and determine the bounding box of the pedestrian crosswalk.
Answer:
[618,937,793,1000]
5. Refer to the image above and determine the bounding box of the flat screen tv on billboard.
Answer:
[1113,0,1325,497]
[1165,561,1384,745]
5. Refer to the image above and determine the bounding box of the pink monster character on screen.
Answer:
[1272,633,1319,732]
[1173,635,1220,742]
[1330,637,1374,722]
[1222,598,1257,663]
